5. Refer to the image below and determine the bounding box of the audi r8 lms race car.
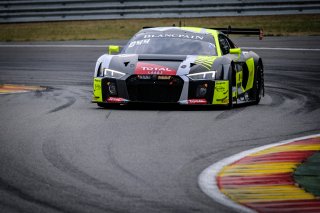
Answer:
[92,26,264,108]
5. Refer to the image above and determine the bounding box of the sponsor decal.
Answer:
[137,75,152,80]
[93,78,102,102]
[134,62,177,75]
[144,34,204,40]
[213,81,229,105]
[106,97,128,103]
[158,75,171,80]
[94,83,101,91]
[128,39,150,48]
[215,86,225,92]
[188,99,208,104]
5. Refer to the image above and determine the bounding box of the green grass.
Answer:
[1,14,320,42]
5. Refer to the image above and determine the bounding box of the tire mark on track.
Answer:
[69,90,91,102]
[215,107,246,120]
[105,140,155,189]
[188,129,320,165]
[267,85,320,113]
[0,176,71,213]
[0,200,34,213]
[42,135,191,213]
[48,96,76,113]
[14,164,127,213]
[42,139,128,197]
[105,111,112,120]
[78,202,127,213]
[266,90,286,107]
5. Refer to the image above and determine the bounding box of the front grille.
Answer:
[126,75,183,103]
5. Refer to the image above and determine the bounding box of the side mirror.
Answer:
[108,45,120,55]
[229,48,242,55]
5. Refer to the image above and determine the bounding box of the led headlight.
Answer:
[101,68,125,79]
[187,71,216,80]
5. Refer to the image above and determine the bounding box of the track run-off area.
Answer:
[0,36,319,213]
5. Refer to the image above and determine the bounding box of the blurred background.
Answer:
[1,0,319,42]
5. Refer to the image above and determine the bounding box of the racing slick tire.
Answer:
[227,65,234,109]
[249,61,263,105]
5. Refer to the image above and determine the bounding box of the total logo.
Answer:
[141,66,173,74]
[135,62,177,75]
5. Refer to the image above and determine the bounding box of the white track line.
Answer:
[0,44,106,48]
[198,133,320,213]
[242,47,320,51]
[0,44,319,51]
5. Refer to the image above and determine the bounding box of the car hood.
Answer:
[101,54,223,76]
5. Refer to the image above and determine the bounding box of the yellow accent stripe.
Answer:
[219,162,299,177]
[195,56,218,70]
[222,185,315,203]
[250,144,320,156]
[180,27,203,33]
[245,57,255,91]
[195,61,212,66]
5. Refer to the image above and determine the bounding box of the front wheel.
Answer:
[227,65,234,109]
[249,61,264,105]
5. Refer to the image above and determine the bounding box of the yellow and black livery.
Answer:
[92,26,264,108]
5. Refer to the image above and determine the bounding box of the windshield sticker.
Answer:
[128,39,150,48]
[208,43,216,49]
[143,34,204,40]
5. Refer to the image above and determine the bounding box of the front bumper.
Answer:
[92,75,230,105]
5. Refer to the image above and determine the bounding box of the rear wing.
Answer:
[212,26,264,40]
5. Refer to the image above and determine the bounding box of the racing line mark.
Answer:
[105,111,112,120]
[242,47,320,51]
[47,96,76,113]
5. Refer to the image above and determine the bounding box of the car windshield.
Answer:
[123,33,217,56]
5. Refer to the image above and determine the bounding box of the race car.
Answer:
[92,26,264,108]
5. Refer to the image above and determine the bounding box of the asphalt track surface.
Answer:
[0,36,319,213]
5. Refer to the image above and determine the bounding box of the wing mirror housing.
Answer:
[229,48,242,55]
[108,45,120,55]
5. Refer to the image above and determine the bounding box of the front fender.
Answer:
[94,54,114,77]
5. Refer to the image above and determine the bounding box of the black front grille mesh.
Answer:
[126,75,183,103]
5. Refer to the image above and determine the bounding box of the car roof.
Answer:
[139,27,220,37]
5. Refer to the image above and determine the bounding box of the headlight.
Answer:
[103,68,125,79]
[187,71,216,80]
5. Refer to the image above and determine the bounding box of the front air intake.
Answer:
[126,75,183,103]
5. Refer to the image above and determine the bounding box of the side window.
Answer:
[226,36,236,49]
[218,34,231,55]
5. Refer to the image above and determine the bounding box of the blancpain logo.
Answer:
[144,34,204,40]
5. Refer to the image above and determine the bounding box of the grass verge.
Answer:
[1,14,320,42]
